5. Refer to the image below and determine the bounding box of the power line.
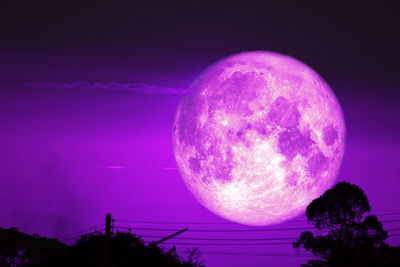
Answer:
[375,211,400,216]
[140,235,298,241]
[60,232,400,243]
[55,219,400,244]
[59,225,400,241]
[176,251,314,258]
[114,215,400,226]
[115,218,309,224]
[161,242,293,246]
[116,220,234,225]
[56,224,105,239]
[115,226,179,232]
[60,235,84,242]
[381,219,400,223]
[139,234,400,241]
[116,225,400,233]
[387,228,400,232]
[60,228,105,242]
[202,251,313,258]
[57,228,400,244]
[115,226,314,232]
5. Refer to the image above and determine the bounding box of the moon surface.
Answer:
[172,51,345,226]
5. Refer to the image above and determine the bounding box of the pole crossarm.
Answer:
[151,228,188,246]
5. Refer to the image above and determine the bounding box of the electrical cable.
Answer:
[138,235,298,241]
[59,228,105,242]
[115,214,400,225]
[56,224,104,239]
[115,226,317,232]
[180,251,314,257]
[161,242,293,246]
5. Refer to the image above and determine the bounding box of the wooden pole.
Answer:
[104,213,111,267]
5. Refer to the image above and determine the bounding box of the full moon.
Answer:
[172,51,345,226]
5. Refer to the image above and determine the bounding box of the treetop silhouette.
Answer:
[0,228,203,267]
[293,182,400,267]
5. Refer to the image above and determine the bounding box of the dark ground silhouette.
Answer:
[293,182,400,267]
[0,228,203,267]
[2,182,400,266]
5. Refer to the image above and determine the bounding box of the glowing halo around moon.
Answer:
[172,51,345,226]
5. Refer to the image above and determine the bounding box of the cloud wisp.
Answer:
[96,165,177,171]
[25,81,194,95]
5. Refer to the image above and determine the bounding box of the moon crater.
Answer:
[173,51,345,226]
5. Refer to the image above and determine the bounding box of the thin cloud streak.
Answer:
[96,166,129,170]
[96,165,177,171]
[25,81,194,95]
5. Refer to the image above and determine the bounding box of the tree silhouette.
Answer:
[293,182,400,267]
[0,228,203,267]
[0,227,68,266]
[70,231,202,267]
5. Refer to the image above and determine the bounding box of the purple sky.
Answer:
[1,74,399,266]
[1,1,399,266]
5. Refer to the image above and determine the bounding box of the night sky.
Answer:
[1,1,400,266]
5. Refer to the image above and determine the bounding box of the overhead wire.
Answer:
[116,220,235,225]
[138,235,298,241]
[114,214,400,226]
[56,225,400,245]
[380,219,400,223]
[58,223,400,240]
[114,222,400,233]
[177,251,315,257]
[54,214,400,245]
[114,226,314,232]
[387,228,400,232]
[57,224,104,239]
[59,228,105,242]
[161,242,293,246]
[374,211,400,216]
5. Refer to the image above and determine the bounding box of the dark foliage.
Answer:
[0,228,203,267]
[293,182,400,267]
[0,227,68,266]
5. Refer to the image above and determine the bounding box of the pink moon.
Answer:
[172,51,345,226]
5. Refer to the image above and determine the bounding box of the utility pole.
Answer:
[151,228,188,246]
[104,213,112,267]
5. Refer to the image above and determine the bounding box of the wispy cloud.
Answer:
[96,166,131,170]
[96,165,177,171]
[25,81,194,95]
